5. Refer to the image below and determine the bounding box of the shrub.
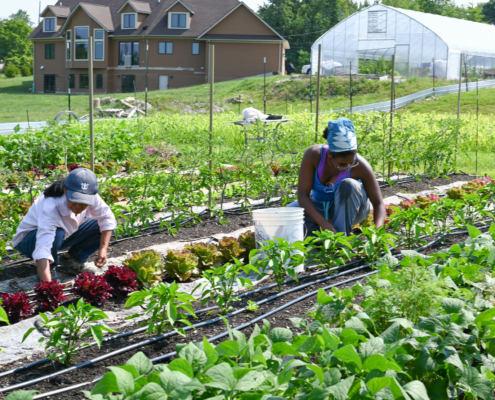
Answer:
[4,64,20,78]
[1,292,34,322]
[103,265,139,295]
[164,250,198,281]
[217,236,244,263]
[71,272,113,306]
[34,280,68,312]
[184,242,220,271]
[123,250,164,288]
[20,65,31,77]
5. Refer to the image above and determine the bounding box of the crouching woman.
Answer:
[12,168,117,282]
[289,117,386,236]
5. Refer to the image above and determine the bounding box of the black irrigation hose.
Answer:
[1,227,466,395]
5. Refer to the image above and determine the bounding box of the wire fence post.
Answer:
[349,61,353,113]
[310,71,313,113]
[209,44,215,215]
[476,60,479,176]
[89,36,94,172]
[432,57,435,96]
[388,54,395,179]
[145,39,149,118]
[456,53,462,164]
[67,41,71,116]
[26,111,30,130]
[263,57,267,114]
[315,44,321,143]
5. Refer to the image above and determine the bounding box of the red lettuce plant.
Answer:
[426,193,441,202]
[0,292,34,322]
[399,199,416,210]
[103,265,139,295]
[33,280,69,312]
[71,272,113,306]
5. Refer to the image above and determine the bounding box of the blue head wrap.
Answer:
[327,117,357,153]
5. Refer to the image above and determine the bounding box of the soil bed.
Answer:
[0,231,473,398]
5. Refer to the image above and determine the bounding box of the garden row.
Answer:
[6,218,495,399]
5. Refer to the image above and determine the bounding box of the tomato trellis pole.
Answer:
[349,61,353,114]
[388,53,395,179]
[89,36,95,172]
[476,59,479,177]
[208,44,215,214]
[456,53,462,164]
[315,44,321,143]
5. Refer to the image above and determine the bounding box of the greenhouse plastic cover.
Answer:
[389,6,495,57]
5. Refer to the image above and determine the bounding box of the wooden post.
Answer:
[315,44,321,143]
[209,44,215,214]
[388,54,395,179]
[89,36,94,172]
[456,53,462,163]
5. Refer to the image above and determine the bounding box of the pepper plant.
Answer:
[354,225,396,263]
[306,229,354,272]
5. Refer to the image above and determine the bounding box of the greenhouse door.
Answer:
[395,45,409,77]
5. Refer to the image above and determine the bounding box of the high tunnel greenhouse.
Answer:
[310,5,495,80]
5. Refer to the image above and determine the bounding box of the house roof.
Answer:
[164,0,195,15]
[40,5,71,17]
[118,0,151,14]
[29,0,286,41]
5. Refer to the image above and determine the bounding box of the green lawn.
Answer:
[3,72,490,123]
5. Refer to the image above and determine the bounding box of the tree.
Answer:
[482,0,495,23]
[9,10,33,27]
[0,19,33,65]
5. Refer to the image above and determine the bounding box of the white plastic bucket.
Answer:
[252,207,305,273]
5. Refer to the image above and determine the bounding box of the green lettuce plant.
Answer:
[164,250,199,281]
[217,236,244,263]
[238,230,256,261]
[184,242,220,271]
[123,250,164,288]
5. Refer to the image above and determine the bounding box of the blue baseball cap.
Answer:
[64,168,99,206]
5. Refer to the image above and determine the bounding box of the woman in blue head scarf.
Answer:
[288,117,386,236]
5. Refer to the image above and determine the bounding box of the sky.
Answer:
[0,0,481,23]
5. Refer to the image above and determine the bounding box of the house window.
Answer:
[94,29,104,60]
[45,44,55,59]
[118,42,140,65]
[79,74,89,89]
[68,74,75,89]
[44,18,55,32]
[170,13,187,28]
[192,42,199,55]
[96,74,103,89]
[158,42,173,54]
[66,30,71,61]
[75,26,89,60]
[123,13,136,29]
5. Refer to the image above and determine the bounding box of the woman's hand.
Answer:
[95,248,107,268]
[320,220,338,233]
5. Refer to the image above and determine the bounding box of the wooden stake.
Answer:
[89,36,94,172]
[315,44,321,143]
[209,44,215,214]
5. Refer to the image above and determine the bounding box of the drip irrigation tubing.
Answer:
[1,225,478,395]
[2,218,493,379]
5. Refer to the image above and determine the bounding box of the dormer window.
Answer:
[122,13,137,29]
[44,17,56,32]
[169,12,189,29]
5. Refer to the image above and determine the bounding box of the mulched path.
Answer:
[0,229,476,398]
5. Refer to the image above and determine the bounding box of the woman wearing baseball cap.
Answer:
[288,117,386,236]
[12,168,116,282]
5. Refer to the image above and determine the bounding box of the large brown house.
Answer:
[29,0,289,94]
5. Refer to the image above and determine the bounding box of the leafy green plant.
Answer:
[238,230,256,261]
[184,242,220,271]
[194,258,260,313]
[354,226,396,262]
[453,192,491,226]
[252,237,306,291]
[217,236,244,263]
[246,300,259,312]
[306,230,354,272]
[125,282,197,335]
[164,250,199,281]
[22,298,117,366]
[123,250,164,288]
[390,205,432,248]
[447,186,466,199]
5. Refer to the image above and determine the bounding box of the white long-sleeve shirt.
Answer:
[12,193,116,262]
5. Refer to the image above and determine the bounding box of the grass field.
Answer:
[3,72,493,123]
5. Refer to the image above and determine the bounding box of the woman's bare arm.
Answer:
[356,157,386,228]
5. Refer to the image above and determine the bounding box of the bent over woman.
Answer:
[12,168,116,282]
[289,117,386,236]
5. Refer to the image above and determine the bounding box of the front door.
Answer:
[159,75,169,90]
[121,75,135,93]
[44,75,56,93]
